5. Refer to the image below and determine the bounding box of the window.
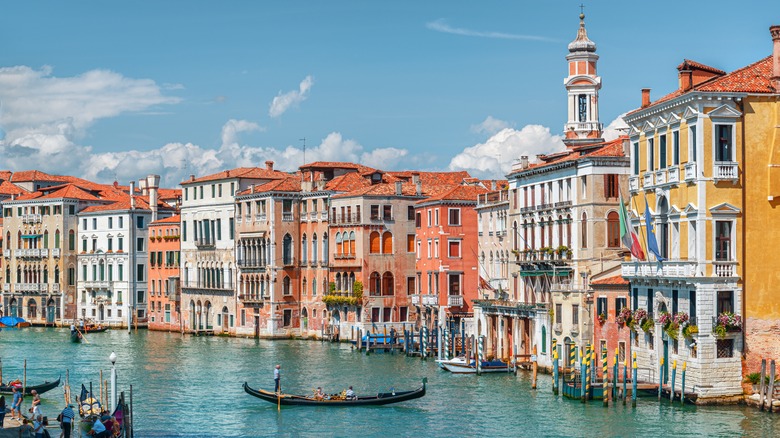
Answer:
[369,232,380,254]
[672,131,680,165]
[659,134,667,169]
[382,232,393,254]
[715,124,733,162]
[426,239,432,259]
[447,240,461,258]
[69,230,75,250]
[577,94,587,122]
[616,297,627,316]
[82,239,88,252]
[580,177,586,199]
[448,273,461,295]
[604,174,618,199]
[717,291,734,314]
[83,218,88,230]
[68,268,74,286]
[648,137,655,171]
[118,237,124,251]
[434,209,439,226]
[370,205,380,220]
[137,264,145,282]
[448,208,461,226]
[382,205,392,220]
[633,142,640,175]
[415,212,421,228]
[283,277,291,295]
[581,212,587,248]
[715,221,732,261]
[118,264,124,281]
[119,217,123,228]
[716,339,734,358]
[427,210,432,227]
[689,125,697,162]
[433,238,439,258]
[597,297,608,317]
[555,304,562,324]
[137,237,144,252]
[689,290,697,321]
[407,234,415,253]
[606,211,620,248]
[229,218,234,240]
[108,238,113,251]
[283,309,292,327]
[137,216,144,229]
[572,304,579,325]
[407,206,415,221]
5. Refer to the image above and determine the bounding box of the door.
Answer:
[98,305,104,321]
[254,315,260,338]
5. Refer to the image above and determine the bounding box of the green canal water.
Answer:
[0,328,778,437]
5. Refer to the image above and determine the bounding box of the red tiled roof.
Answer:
[236,177,302,195]
[676,59,725,75]
[323,172,370,192]
[181,167,289,185]
[0,171,12,182]
[151,214,181,225]
[513,137,626,174]
[300,161,377,174]
[417,184,488,204]
[0,180,28,196]
[590,276,629,286]
[630,56,775,114]
[15,184,103,202]
[157,188,181,200]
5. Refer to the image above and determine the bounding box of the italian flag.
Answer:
[619,193,645,260]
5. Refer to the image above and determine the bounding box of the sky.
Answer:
[0,1,777,187]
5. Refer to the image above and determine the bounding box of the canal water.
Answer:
[0,328,777,437]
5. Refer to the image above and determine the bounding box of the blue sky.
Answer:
[0,1,776,186]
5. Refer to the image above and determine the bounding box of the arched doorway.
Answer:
[196,300,203,330]
[221,306,229,331]
[27,299,37,321]
[190,301,196,331]
[331,309,341,325]
[301,308,309,331]
[9,298,18,318]
[98,304,105,322]
[46,299,57,324]
[205,301,212,329]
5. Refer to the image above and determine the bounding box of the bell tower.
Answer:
[563,12,603,147]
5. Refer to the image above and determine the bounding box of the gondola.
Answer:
[243,378,426,406]
[83,325,109,333]
[71,330,83,343]
[78,384,102,417]
[0,376,61,395]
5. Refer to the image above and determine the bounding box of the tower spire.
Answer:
[563,10,603,147]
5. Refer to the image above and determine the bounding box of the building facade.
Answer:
[147,215,182,331]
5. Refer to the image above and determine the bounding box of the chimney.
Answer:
[129,181,136,210]
[771,25,780,91]
[490,180,496,190]
[189,174,195,182]
[249,184,255,193]
[411,172,422,196]
[147,174,160,222]
[520,156,529,169]
[266,160,274,171]
[139,178,148,196]
[622,137,631,157]
[678,67,693,91]
[641,88,651,108]
[395,181,403,195]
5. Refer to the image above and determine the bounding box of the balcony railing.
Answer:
[256,214,267,222]
[333,253,356,260]
[237,260,267,270]
[448,295,463,307]
[422,295,438,306]
[550,282,588,293]
[332,213,361,225]
[713,261,737,277]
[2,284,9,292]
[667,166,680,184]
[643,172,654,188]
[655,169,667,185]
[684,162,697,182]
[14,283,44,292]
[238,294,264,304]
[52,248,61,257]
[194,238,215,249]
[309,212,318,220]
[22,214,42,223]
[3,249,10,258]
[554,201,572,209]
[714,161,738,182]
[84,280,111,289]
[628,176,640,192]
[622,260,700,279]
[51,283,60,293]
[282,212,294,222]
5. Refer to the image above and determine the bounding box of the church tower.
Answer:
[563,12,603,147]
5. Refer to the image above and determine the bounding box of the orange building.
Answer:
[147,215,181,331]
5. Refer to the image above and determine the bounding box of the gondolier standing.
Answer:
[274,365,281,393]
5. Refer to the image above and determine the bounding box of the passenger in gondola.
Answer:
[345,386,356,400]
[314,387,325,400]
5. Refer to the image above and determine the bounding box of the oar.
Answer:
[75,325,89,344]
[277,392,281,412]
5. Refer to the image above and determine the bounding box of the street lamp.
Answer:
[109,352,117,409]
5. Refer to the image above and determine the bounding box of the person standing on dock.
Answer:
[0,395,6,429]
[31,390,41,420]
[59,404,75,438]
[11,387,22,421]
[274,365,281,393]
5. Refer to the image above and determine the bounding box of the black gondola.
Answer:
[0,376,61,396]
[71,330,83,343]
[78,384,102,417]
[242,378,426,406]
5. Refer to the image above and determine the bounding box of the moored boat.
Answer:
[0,316,31,328]
[0,376,61,395]
[440,360,512,374]
[243,378,427,406]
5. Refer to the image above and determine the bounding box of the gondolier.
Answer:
[274,365,281,393]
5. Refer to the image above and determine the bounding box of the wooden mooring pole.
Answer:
[622,355,628,405]
[769,360,776,413]
[532,345,538,389]
[658,357,664,401]
[680,362,686,406]
[632,352,637,408]
[759,359,767,411]
[552,339,559,395]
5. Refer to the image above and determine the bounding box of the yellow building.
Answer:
[621,26,780,402]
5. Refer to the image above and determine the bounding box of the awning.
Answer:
[21,234,41,239]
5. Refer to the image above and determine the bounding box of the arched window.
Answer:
[43,230,49,249]
[547,216,553,247]
[335,273,341,292]
[5,231,10,249]
[581,212,588,248]
[301,234,308,263]
[566,215,572,247]
[54,267,60,283]
[512,221,518,251]
[335,233,343,255]
[283,276,291,295]
[322,232,329,263]
[558,215,564,248]
[382,272,394,296]
[349,231,356,254]
[606,211,620,248]
[382,232,393,254]
[369,272,381,295]
[530,220,536,249]
[541,326,547,353]
[369,232,380,254]
[55,230,61,249]
[312,234,318,263]
[68,230,75,251]
[283,234,293,265]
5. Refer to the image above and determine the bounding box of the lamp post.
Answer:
[109,351,117,409]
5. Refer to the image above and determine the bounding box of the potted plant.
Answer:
[745,372,761,394]
[641,317,655,333]
[682,324,698,338]
[597,312,607,325]
[632,309,648,332]
[616,307,633,327]
[713,311,743,337]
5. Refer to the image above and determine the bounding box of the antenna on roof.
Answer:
[300,137,306,165]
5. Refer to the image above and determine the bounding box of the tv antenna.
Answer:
[300,137,306,165]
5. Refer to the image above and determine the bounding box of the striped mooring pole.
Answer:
[421,326,428,360]
[585,344,591,401]
[680,362,687,406]
[552,339,559,395]
[602,345,609,407]
[570,343,577,383]
[632,352,638,408]
[443,327,449,361]
[658,357,664,400]
[477,336,484,375]
[580,346,587,403]
[670,360,677,402]
[622,354,628,405]
[613,348,619,401]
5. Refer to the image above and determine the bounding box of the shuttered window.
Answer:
[382,232,393,254]
[369,232,380,253]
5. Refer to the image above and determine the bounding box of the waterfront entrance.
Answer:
[1,328,776,437]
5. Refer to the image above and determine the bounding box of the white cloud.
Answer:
[221,119,264,147]
[471,116,512,135]
[602,113,629,141]
[268,75,314,118]
[426,19,557,42]
[449,125,565,179]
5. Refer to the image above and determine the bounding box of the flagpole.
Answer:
[632,193,649,259]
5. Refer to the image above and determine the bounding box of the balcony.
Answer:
[2,284,9,292]
[553,201,572,209]
[181,282,234,295]
[237,260,267,271]
[667,166,680,184]
[300,213,308,222]
[40,249,49,257]
[282,212,294,222]
[84,280,111,289]
[448,295,463,307]
[411,295,420,305]
[655,169,667,185]
[683,162,696,182]
[622,260,700,279]
[642,172,654,188]
[235,215,243,224]
[550,282,589,294]
[628,176,640,192]
[713,261,737,277]
[714,161,738,182]
[238,294,264,306]
[333,253,356,260]
[51,284,60,293]
[320,212,328,220]
[255,214,267,222]
[14,283,44,293]
[309,212,318,221]
[422,295,438,306]
[3,249,9,258]
[282,257,296,268]
[194,238,215,249]
[332,213,361,225]
[22,214,42,223]
[52,248,61,258]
